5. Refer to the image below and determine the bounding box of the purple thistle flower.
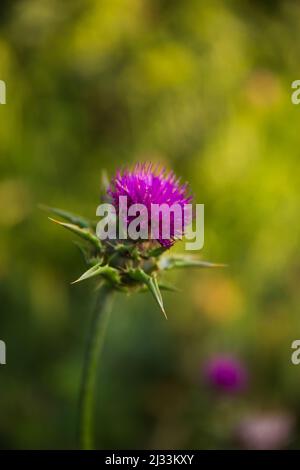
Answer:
[203,355,248,394]
[107,162,192,248]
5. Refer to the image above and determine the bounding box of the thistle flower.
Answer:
[108,163,192,248]
[44,163,222,319]
[43,163,224,449]
[203,355,248,394]
[236,411,294,450]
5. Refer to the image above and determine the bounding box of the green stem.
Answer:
[78,284,114,450]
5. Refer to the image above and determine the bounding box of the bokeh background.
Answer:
[1,0,300,449]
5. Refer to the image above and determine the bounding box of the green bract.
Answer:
[43,205,224,318]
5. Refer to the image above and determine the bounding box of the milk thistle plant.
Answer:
[44,163,222,449]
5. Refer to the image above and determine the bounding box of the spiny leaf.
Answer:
[101,265,122,285]
[139,282,179,293]
[49,217,102,250]
[39,204,91,228]
[72,263,120,285]
[127,268,167,319]
[144,276,167,319]
[152,275,164,306]
[72,263,104,284]
[158,255,227,271]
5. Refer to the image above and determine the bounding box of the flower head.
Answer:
[45,163,222,318]
[236,411,294,450]
[107,163,192,248]
[203,355,248,394]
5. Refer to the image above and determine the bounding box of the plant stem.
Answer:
[78,284,114,450]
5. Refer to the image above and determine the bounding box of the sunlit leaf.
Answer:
[139,282,179,293]
[72,263,120,285]
[49,217,102,250]
[127,268,167,319]
[158,255,227,271]
[39,204,91,228]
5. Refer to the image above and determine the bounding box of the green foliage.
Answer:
[1,0,300,450]
[48,207,217,319]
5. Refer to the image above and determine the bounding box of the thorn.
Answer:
[48,216,62,224]
[162,307,168,320]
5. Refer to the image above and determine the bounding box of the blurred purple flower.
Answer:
[237,411,294,450]
[203,355,248,394]
[107,162,192,248]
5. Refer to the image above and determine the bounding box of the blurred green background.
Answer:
[1,0,300,449]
